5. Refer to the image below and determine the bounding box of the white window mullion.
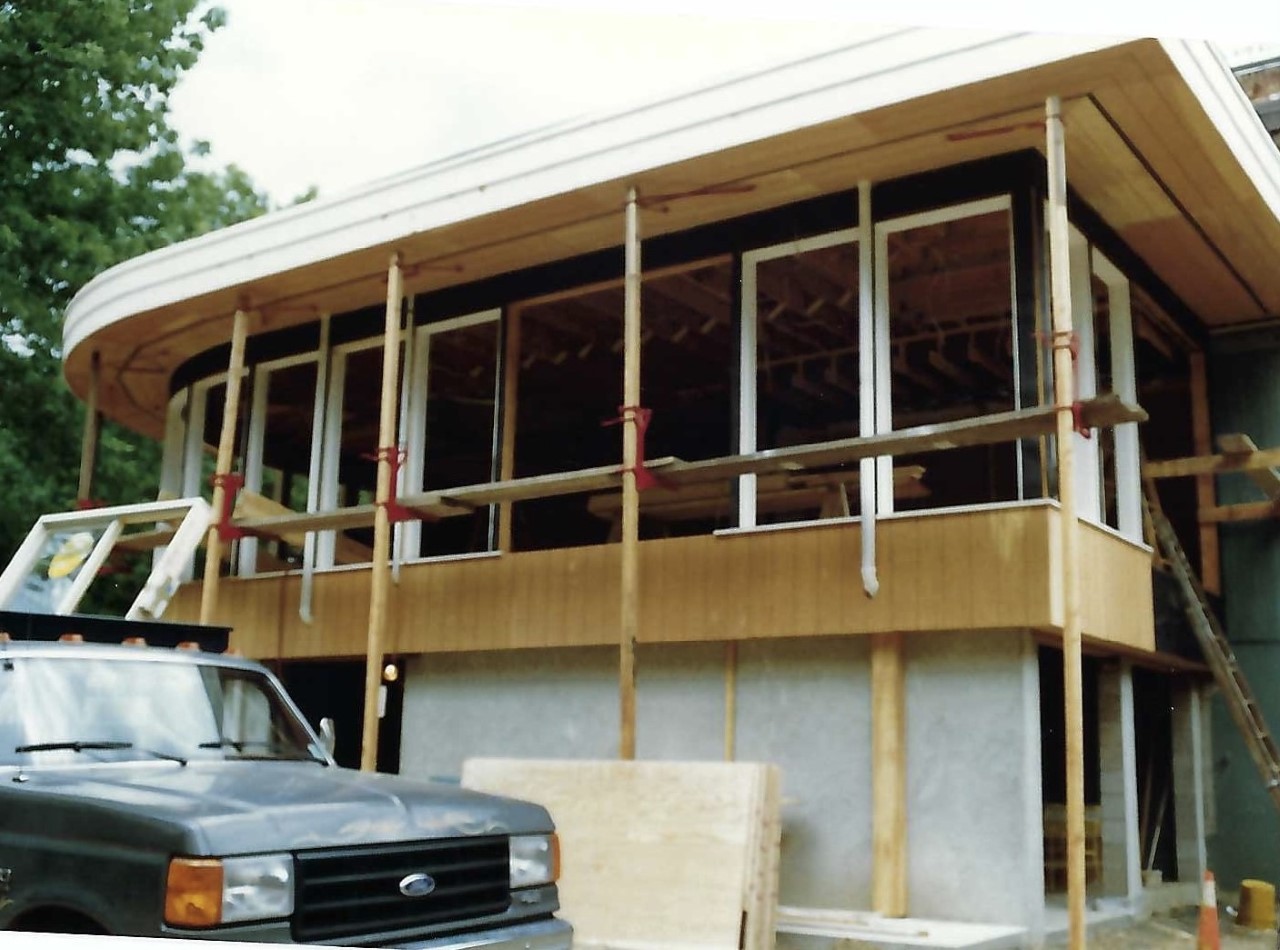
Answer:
[300,315,331,621]
[738,253,759,529]
[237,365,271,576]
[1094,251,1142,541]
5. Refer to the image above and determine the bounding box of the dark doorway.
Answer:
[278,659,403,773]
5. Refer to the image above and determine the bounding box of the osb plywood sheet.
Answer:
[461,758,781,949]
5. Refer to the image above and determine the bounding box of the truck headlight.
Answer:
[509,833,559,889]
[165,854,294,927]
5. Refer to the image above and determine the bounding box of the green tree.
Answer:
[0,1,272,589]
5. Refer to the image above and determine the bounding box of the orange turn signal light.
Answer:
[165,857,223,927]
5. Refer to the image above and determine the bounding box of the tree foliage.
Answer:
[0,1,272,580]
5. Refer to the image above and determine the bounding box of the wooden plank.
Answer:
[1189,353,1221,595]
[497,304,521,553]
[871,631,907,918]
[199,309,250,626]
[1218,434,1280,502]
[233,490,373,565]
[77,351,101,503]
[1047,95,1086,950]
[461,758,781,950]
[360,254,404,772]
[1143,445,1280,478]
[1200,500,1280,524]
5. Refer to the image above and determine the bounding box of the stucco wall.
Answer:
[399,631,1043,933]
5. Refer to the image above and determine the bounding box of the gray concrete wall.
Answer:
[400,631,1043,933]
[905,631,1045,936]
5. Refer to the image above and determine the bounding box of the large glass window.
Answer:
[875,198,1019,513]
[510,260,734,550]
[401,312,501,559]
[239,357,320,574]
[741,231,862,527]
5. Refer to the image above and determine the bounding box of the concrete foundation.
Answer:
[399,631,1046,938]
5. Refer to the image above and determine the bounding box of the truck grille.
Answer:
[293,836,510,942]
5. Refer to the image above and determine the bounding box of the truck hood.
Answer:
[18,762,553,855]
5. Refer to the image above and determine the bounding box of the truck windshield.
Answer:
[0,656,322,767]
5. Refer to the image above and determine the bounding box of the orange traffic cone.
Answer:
[1197,870,1221,950]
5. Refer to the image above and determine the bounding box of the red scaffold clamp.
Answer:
[1038,330,1093,439]
[603,405,671,491]
[365,446,416,524]
[211,471,248,542]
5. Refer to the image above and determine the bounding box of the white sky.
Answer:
[169,0,1280,203]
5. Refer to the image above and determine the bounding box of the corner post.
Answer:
[1046,95,1087,950]
[77,350,101,504]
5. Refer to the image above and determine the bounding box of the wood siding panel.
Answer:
[1077,522,1155,651]
[170,506,1158,660]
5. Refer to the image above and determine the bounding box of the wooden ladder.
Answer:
[1146,490,1280,811]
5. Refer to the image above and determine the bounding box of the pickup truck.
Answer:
[0,613,572,947]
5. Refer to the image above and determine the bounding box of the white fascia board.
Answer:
[64,28,1127,358]
[1162,40,1280,233]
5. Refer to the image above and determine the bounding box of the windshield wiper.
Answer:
[198,738,324,763]
[15,740,188,765]
[197,738,271,752]
[15,740,133,754]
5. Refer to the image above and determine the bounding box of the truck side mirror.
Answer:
[318,717,336,758]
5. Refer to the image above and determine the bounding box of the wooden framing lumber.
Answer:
[199,309,249,625]
[77,350,101,503]
[1047,95,1087,950]
[1191,353,1220,592]
[359,254,403,773]
[1218,433,1280,501]
[619,187,641,761]
[871,631,907,918]
[497,304,521,552]
[461,758,781,949]
[203,395,1139,551]
[1143,444,1280,478]
[724,640,738,761]
[1199,500,1280,523]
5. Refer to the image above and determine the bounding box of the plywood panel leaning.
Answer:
[461,758,782,949]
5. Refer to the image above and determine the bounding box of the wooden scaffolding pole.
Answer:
[360,253,405,773]
[619,188,641,761]
[199,309,250,626]
[1047,96,1087,950]
[77,351,101,504]
[871,631,907,917]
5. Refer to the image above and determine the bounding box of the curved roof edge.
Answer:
[63,27,1128,359]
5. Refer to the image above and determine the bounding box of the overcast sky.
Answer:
[168,0,1280,203]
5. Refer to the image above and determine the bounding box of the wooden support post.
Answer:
[724,640,738,761]
[360,254,404,773]
[1047,95,1087,950]
[871,631,907,917]
[498,305,522,553]
[77,351,102,504]
[1189,352,1221,594]
[619,188,641,761]
[199,310,250,626]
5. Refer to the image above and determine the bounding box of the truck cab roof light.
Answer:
[0,632,10,642]
[122,636,147,647]
[58,633,84,643]
[176,641,200,651]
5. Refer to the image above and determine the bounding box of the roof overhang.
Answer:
[63,30,1280,438]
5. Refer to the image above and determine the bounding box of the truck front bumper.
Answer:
[389,917,573,950]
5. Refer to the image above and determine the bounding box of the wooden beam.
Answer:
[1191,352,1220,593]
[77,351,101,503]
[360,254,404,773]
[1143,444,1280,478]
[1219,433,1280,501]
[1199,500,1280,523]
[199,309,249,625]
[724,640,738,762]
[498,305,522,552]
[1047,95,1087,950]
[620,188,640,761]
[871,631,907,918]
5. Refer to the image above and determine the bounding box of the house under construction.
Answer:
[37,28,1280,947]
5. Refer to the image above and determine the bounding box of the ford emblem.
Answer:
[398,873,437,898]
